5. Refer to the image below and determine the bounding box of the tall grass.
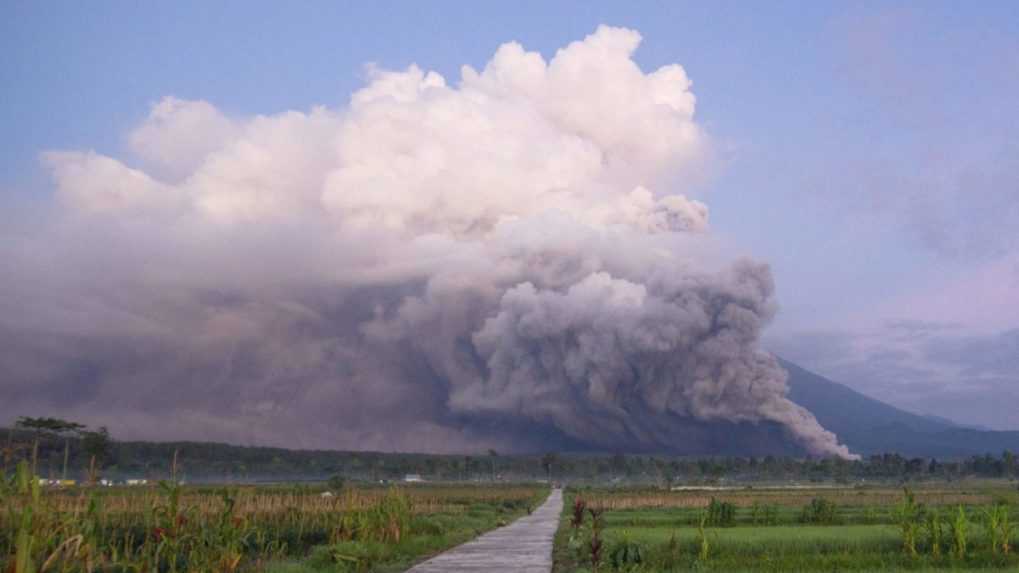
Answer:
[2,463,545,572]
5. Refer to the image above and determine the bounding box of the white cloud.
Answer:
[127,97,239,180]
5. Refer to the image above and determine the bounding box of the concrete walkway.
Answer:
[406,488,563,573]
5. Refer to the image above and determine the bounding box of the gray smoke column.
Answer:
[0,26,855,458]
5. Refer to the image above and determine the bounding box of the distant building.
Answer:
[38,479,76,487]
[125,479,149,486]
[403,474,424,483]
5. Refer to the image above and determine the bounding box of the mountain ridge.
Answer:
[781,358,1019,457]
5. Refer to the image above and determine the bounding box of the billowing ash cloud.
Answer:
[1,26,854,458]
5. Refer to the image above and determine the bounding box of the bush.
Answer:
[705,497,736,527]
[608,537,645,570]
[750,502,778,525]
[799,497,839,525]
[327,475,346,491]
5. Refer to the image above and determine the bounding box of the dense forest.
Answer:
[3,420,1017,485]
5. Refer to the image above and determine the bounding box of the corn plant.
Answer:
[950,505,968,559]
[924,509,944,558]
[697,511,711,561]
[895,487,923,557]
[3,480,542,572]
[983,503,1015,555]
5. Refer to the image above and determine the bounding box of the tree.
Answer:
[611,453,628,477]
[541,452,558,484]
[487,449,499,482]
[1,431,29,476]
[81,427,111,484]
[15,417,85,477]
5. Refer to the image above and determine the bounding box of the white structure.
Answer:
[403,474,424,483]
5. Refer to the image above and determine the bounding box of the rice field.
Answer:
[1,461,547,572]
[8,455,1019,573]
[553,483,1019,572]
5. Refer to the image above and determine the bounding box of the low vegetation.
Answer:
[1,461,546,572]
[5,422,1019,571]
[554,484,1019,571]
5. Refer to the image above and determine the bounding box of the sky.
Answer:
[2,1,1017,437]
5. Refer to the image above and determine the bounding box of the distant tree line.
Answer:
[2,422,1017,484]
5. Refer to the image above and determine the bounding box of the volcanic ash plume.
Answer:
[0,26,855,458]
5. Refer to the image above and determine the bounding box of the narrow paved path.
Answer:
[407,488,563,573]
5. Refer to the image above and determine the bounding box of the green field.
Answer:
[554,484,1019,572]
[1,461,547,572]
[7,452,1019,573]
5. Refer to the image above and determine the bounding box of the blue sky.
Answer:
[3,1,1018,432]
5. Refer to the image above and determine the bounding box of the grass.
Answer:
[265,501,524,572]
[1,461,548,572]
[555,484,1019,572]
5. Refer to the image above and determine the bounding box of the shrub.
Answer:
[327,475,346,492]
[608,536,645,570]
[705,497,736,527]
[799,497,839,525]
[751,502,779,525]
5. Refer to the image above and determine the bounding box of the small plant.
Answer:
[571,497,587,529]
[1001,507,1015,555]
[666,529,681,561]
[950,505,968,559]
[697,511,711,561]
[588,507,604,570]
